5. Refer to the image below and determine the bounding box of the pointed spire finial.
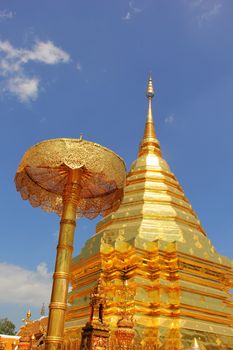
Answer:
[40,302,45,317]
[145,75,155,126]
[146,75,154,99]
[27,309,31,320]
[22,309,32,325]
[138,75,161,157]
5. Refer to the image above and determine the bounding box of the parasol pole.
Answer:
[45,169,81,350]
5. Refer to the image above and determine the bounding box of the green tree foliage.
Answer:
[0,318,16,335]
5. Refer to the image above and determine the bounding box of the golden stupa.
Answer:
[16,77,233,350]
[63,77,233,349]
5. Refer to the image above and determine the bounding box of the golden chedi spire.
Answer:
[96,75,206,241]
[67,77,233,350]
[138,75,161,157]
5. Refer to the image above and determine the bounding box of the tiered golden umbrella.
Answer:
[15,138,126,350]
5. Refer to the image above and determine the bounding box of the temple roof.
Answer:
[96,77,206,243]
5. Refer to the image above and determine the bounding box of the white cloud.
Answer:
[122,1,142,21]
[36,262,51,279]
[129,0,142,13]
[0,10,14,22]
[188,0,222,26]
[0,39,70,102]
[0,41,22,74]
[0,262,52,307]
[24,41,70,65]
[197,3,222,25]
[0,40,70,68]
[122,12,132,21]
[7,76,39,102]
[165,114,175,124]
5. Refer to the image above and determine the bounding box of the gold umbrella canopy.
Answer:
[15,138,126,219]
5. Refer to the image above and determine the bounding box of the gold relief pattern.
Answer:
[194,241,202,249]
[66,235,233,348]
[67,228,233,347]
[92,335,108,349]
[161,326,183,350]
[115,325,135,350]
[140,328,160,350]
[189,248,194,255]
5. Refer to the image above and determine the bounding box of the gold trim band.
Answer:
[53,271,70,279]
[45,336,63,343]
[60,219,76,227]
[57,243,73,253]
[49,302,67,310]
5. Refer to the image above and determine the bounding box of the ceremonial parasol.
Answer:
[15,137,126,350]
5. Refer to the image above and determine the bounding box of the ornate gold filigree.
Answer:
[15,138,126,219]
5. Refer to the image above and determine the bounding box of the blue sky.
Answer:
[0,0,233,330]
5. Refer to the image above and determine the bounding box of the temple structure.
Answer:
[0,335,19,350]
[64,77,233,349]
[17,78,233,349]
[16,310,47,350]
